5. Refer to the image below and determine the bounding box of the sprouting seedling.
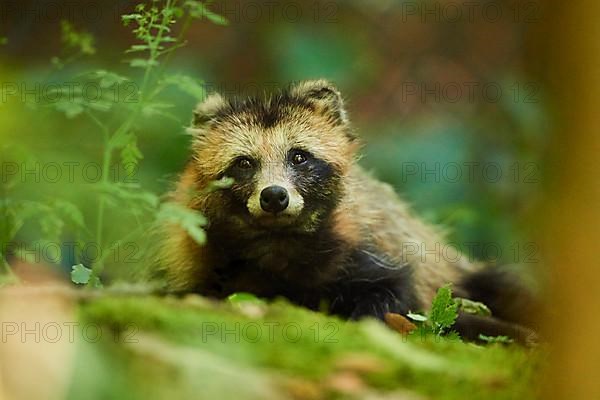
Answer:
[428,284,459,336]
[405,284,460,337]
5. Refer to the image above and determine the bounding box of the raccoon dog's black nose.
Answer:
[260,186,289,213]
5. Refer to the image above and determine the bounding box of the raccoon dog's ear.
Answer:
[290,79,348,125]
[190,92,226,129]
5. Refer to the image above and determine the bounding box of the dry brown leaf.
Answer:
[384,313,417,335]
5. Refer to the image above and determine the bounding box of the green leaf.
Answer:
[478,334,514,344]
[157,203,207,245]
[94,182,159,210]
[88,275,104,288]
[60,20,95,55]
[203,10,228,25]
[455,298,492,317]
[39,213,64,240]
[125,44,151,54]
[50,199,85,227]
[55,101,84,118]
[141,102,174,117]
[185,1,228,25]
[407,312,428,322]
[86,70,130,88]
[83,99,113,113]
[128,58,159,68]
[108,129,131,150]
[162,74,205,100]
[71,263,92,284]
[121,13,143,25]
[50,90,113,116]
[429,284,459,335]
[227,292,264,305]
[203,177,234,193]
[120,133,143,175]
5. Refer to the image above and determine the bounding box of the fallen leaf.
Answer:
[384,313,417,335]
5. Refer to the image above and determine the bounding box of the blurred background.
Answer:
[4,1,600,400]
[0,0,548,281]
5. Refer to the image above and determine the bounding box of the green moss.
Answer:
[69,295,540,399]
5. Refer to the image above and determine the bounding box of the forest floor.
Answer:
[0,285,541,400]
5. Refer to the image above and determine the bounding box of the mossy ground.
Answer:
[62,294,541,400]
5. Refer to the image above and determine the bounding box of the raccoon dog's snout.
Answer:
[260,185,289,213]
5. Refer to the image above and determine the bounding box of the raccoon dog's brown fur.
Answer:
[159,80,538,342]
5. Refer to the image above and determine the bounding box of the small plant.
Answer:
[65,1,227,286]
[0,1,227,287]
[406,284,458,336]
[406,285,496,340]
[428,284,459,335]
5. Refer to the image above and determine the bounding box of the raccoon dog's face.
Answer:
[188,80,359,235]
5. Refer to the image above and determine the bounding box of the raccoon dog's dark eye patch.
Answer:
[224,156,258,182]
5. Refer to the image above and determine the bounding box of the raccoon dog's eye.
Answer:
[290,149,309,165]
[236,157,254,170]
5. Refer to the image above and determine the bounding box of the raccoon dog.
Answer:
[159,80,538,343]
